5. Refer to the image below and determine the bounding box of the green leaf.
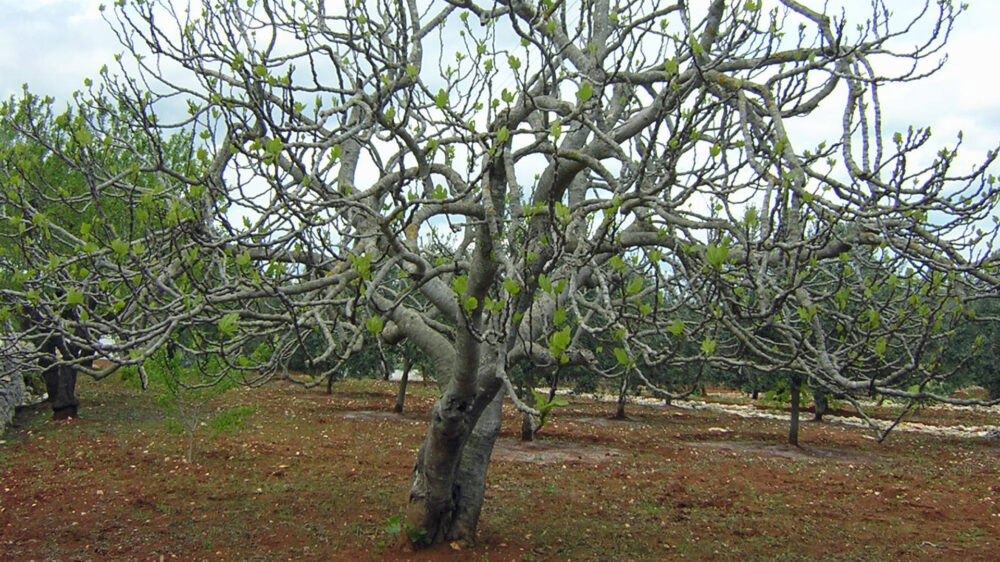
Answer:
[701,337,717,356]
[614,347,631,367]
[507,55,521,70]
[664,58,679,76]
[865,308,881,330]
[554,201,570,224]
[668,319,685,337]
[874,336,887,358]
[550,119,562,141]
[452,274,468,296]
[111,238,129,257]
[496,126,510,143]
[548,326,572,359]
[73,128,92,146]
[463,296,479,313]
[218,312,240,337]
[367,315,384,335]
[265,137,283,155]
[576,82,594,102]
[349,253,373,281]
[538,273,553,293]
[834,288,850,310]
[625,276,643,296]
[553,307,567,326]
[503,278,521,295]
[66,290,85,307]
[329,144,343,162]
[236,251,251,267]
[435,88,449,109]
[705,244,728,269]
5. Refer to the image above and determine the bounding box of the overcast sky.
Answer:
[2,0,997,168]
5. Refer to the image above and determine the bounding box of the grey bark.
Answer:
[405,380,503,545]
[788,374,802,446]
[813,389,829,422]
[394,359,412,414]
[520,411,534,442]
[613,371,629,420]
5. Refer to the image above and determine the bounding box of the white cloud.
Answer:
[0,0,118,101]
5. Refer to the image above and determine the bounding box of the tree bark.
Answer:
[788,375,802,446]
[812,389,829,421]
[404,381,503,547]
[613,371,629,420]
[46,364,79,420]
[520,411,534,441]
[38,336,80,420]
[394,359,412,414]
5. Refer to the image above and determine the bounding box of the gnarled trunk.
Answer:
[404,385,503,546]
[44,364,79,420]
[38,336,80,420]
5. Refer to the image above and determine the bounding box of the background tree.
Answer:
[0,89,199,417]
[3,0,999,548]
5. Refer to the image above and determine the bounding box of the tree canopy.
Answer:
[2,0,998,547]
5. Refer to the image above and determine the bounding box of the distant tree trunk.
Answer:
[394,358,413,414]
[788,374,802,446]
[45,364,79,420]
[613,372,629,420]
[813,389,829,421]
[520,411,534,441]
[547,368,560,402]
[751,388,760,400]
[38,335,80,420]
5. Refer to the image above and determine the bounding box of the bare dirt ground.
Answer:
[1,376,998,560]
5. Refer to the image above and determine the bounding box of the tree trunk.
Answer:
[788,375,802,446]
[38,336,80,420]
[404,383,503,547]
[44,363,79,420]
[547,368,560,402]
[812,389,828,421]
[394,360,412,414]
[751,387,760,400]
[613,372,629,420]
[520,411,534,441]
